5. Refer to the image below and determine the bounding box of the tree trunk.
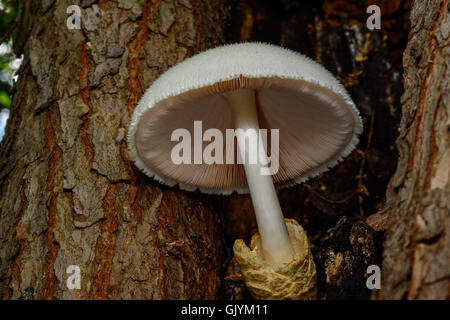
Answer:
[0,0,228,300]
[381,0,449,299]
[3,0,446,301]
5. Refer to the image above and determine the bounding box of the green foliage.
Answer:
[0,89,10,107]
[0,1,18,38]
[0,0,19,111]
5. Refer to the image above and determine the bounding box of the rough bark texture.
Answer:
[381,0,449,300]
[3,0,443,301]
[0,0,228,299]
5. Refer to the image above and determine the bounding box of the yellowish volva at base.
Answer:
[233,218,317,300]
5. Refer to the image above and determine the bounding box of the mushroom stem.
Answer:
[225,88,295,268]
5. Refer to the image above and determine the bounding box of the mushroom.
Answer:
[128,43,362,298]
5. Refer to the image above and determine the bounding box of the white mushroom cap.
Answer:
[128,42,363,195]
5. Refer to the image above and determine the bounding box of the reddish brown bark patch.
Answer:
[90,185,119,299]
[42,111,63,300]
[126,2,155,116]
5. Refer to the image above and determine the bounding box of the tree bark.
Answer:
[381,0,449,299]
[3,0,446,301]
[0,0,228,299]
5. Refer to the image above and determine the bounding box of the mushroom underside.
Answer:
[134,76,359,193]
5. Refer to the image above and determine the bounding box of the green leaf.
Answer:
[0,90,11,108]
